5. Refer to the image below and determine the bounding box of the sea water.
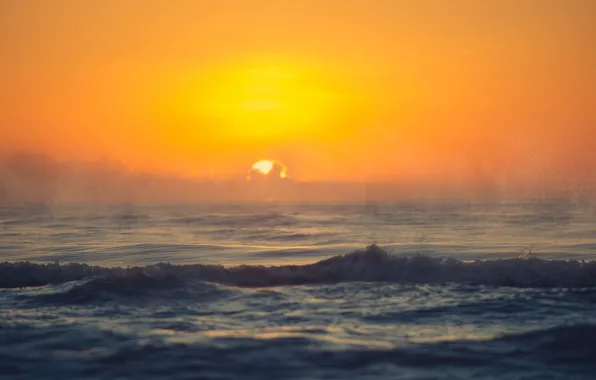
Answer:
[1,200,596,379]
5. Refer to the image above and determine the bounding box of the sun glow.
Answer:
[197,59,356,143]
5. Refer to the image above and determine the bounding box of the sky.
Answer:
[1,0,595,195]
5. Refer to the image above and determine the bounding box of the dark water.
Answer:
[1,200,596,379]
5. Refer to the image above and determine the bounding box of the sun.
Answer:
[247,160,288,180]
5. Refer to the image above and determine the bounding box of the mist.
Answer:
[1,150,594,205]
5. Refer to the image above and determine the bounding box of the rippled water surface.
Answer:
[1,200,596,379]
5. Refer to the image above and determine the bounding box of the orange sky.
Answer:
[1,0,595,186]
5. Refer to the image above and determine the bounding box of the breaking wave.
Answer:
[2,245,596,289]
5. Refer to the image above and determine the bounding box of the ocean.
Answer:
[1,200,596,379]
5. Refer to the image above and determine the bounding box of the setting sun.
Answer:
[248,160,288,180]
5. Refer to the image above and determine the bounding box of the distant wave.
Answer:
[170,212,299,227]
[2,245,596,289]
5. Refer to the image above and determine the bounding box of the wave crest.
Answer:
[2,245,596,289]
